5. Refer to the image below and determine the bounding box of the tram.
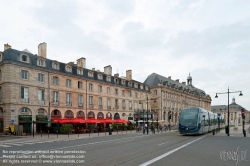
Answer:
[178,107,224,135]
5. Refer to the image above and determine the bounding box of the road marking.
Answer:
[0,144,11,147]
[4,143,23,146]
[158,142,168,145]
[139,136,205,166]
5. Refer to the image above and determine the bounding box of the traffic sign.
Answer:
[241,109,245,114]
[202,115,205,118]
[11,119,14,123]
[218,113,221,117]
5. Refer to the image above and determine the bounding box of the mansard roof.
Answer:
[1,48,150,92]
[144,73,207,97]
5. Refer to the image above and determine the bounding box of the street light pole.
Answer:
[215,87,243,136]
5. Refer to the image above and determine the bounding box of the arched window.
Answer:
[77,69,83,75]
[65,110,74,118]
[38,108,45,115]
[88,111,95,118]
[66,66,71,72]
[22,55,27,62]
[114,113,120,120]
[106,112,112,119]
[77,111,85,118]
[21,107,28,113]
[38,59,43,66]
[53,63,59,69]
[97,112,104,119]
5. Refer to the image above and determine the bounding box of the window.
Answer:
[89,96,93,106]
[66,93,71,106]
[107,87,110,94]
[98,74,103,80]
[122,90,125,97]
[66,79,71,87]
[21,70,28,79]
[77,69,83,75]
[66,66,71,72]
[140,85,144,90]
[53,91,59,102]
[53,76,59,85]
[129,101,132,110]
[21,87,29,99]
[115,99,119,107]
[107,99,111,107]
[78,95,83,106]
[135,92,138,98]
[22,55,27,62]
[115,89,118,95]
[114,78,119,84]
[89,83,93,91]
[98,85,102,92]
[78,81,82,89]
[154,90,157,95]
[140,93,143,99]
[122,100,126,109]
[128,91,132,97]
[38,109,44,115]
[53,63,59,69]
[98,97,102,107]
[134,83,138,88]
[88,72,93,77]
[128,82,132,87]
[38,73,44,82]
[135,102,138,109]
[38,89,45,101]
[122,80,125,85]
[106,76,111,82]
[21,107,28,113]
[38,59,43,66]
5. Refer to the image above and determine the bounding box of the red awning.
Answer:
[52,118,129,124]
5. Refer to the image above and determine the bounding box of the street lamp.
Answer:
[215,87,243,136]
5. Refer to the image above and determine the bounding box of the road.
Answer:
[0,130,249,166]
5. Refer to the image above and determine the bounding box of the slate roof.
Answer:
[1,48,150,92]
[143,73,208,97]
[211,99,249,112]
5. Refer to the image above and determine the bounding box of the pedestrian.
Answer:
[151,125,154,134]
[153,125,155,134]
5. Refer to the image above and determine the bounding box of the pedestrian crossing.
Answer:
[0,138,80,148]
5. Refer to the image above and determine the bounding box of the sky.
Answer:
[0,0,249,110]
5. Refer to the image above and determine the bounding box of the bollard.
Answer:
[41,131,42,138]
[48,131,49,138]
[57,131,58,138]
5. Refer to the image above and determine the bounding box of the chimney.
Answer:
[182,82,186,85]
[77,57,86,68]
[126,70,132,80]
[175,79,179,82]
[38,42,47,58]
[114,73,119,77]
[168,76,171,79]
[4,43,11,50]
[92,68,95,71]
[104,65,112,75]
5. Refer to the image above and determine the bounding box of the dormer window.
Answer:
[122,80,125,85]
[77,68,83,75]
[88,71,93,77]
[140,85,144,90]
[98,74,103,80]
[53,63,59,69]
[114,78,119,84]
[128,82,132,87]
[106,76,111,82]
[66,66,72,72]
[38,59,44,66]
[22,55,27,62]
[145,86,148,90]
[134,83,138,88]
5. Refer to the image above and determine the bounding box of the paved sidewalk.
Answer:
[214,124,250,137]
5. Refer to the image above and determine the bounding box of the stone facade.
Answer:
[0,43,151,133]
[211,97,250,126]
[144,73,212,125]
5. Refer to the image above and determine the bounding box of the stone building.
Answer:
[211,97,250,125]
[0,43,151,133]
[144,73,212,125]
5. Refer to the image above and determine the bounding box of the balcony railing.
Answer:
[21,98,29,103]
[38,100,45,105]
[129,107,132,110]
[107,106,111,110]
[78,103,83,107]
[122,106,126,110]
[115,106,119,109]
[89,104,94,108]
[99,105,103,109]
[53,101,59,106]
[66,102,72,106]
